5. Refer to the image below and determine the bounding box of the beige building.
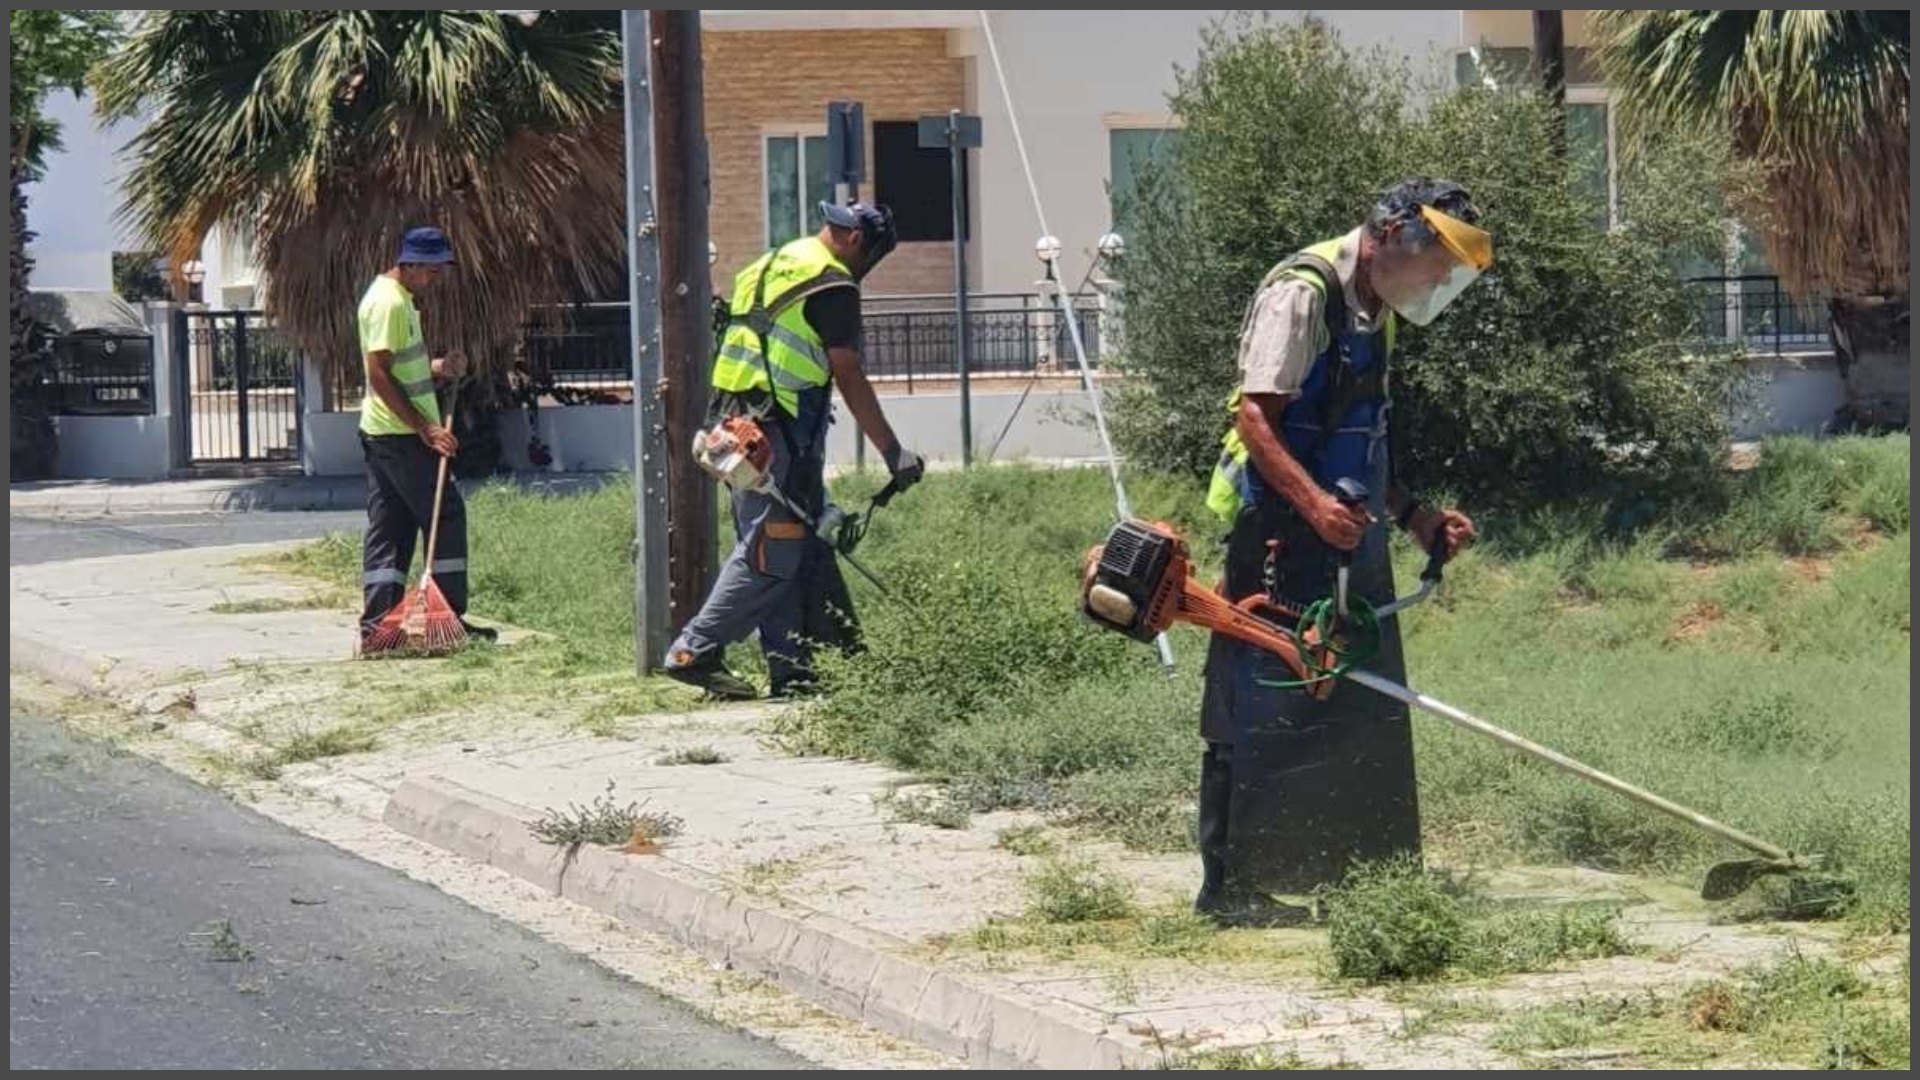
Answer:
[694,10,1617,296]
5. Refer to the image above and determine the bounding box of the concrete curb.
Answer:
[384,776,1151,1070]
[9,473,621,517]
[8,629,113,692]
[8,483,366,517]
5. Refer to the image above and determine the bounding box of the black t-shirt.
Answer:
[804,287,861,351]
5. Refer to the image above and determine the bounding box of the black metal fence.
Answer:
[860,293,1105,390]
[520,303,633,396]
[43,332,157,416]
[1685,275,1829,355]
[509,292,1108,401]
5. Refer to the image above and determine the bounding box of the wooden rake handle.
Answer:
[421,382,460,581]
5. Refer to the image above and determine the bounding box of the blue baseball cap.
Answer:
[397,226,457,265]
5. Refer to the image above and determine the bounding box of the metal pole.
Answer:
[233,313,251,462]
[950,110,972,467]
[622,10,673,674]
[837,180,865,472]
[649,10,716,633]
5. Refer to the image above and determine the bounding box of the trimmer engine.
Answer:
[693,415,773,492]
[1080,519,1335,698]
[1080,519,1185,642]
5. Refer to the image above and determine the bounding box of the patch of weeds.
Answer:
[1819,1006,1911,1070]
[190,919,254,962]
[1104,966,1143,1006]
[1683,949,1908,1069]
[242,754,284,781]
[1390,991,1500,1042]
[1327,859,1628,983]
[276,725,377,764]
[1687,950,1865,1034]
[656,745,727,766]
[1460,902,1632,977]
[1494,1001,1606,1053]
[1052,768,1194,853]
[210,591,350,615]
[1138,908,1217,958]
[995,822,1056,857]
[531,780,684,854]
[1325,858,1466,982]
[739,857,803,898]
[576,708,631,740]
[1023,856,1136,924]
[880,787,972,830]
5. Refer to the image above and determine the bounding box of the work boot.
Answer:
[663,647,757,701]
[1193,743,1311,929]
[459,620,500,643]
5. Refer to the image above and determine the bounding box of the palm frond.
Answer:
[94,9,626,376]
[1595,10,1909,301]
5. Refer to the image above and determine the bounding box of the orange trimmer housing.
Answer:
[1080,519,1336,699]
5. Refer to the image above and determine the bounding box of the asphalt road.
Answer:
[8,511,364,567]
[7,710,808,1070]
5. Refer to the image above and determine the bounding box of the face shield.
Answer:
[1375,205,1493,326]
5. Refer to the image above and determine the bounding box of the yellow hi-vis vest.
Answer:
[1204,238,1397,522]
[710,236,856,418]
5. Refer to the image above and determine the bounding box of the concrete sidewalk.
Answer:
[9,472,615,517]
[10,543,1853,1069]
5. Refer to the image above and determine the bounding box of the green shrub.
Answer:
[1112,15,1745,507]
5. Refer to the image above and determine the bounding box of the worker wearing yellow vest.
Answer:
[356,226,495,652]
[664,202,924,699]
[1195,180,1492,926]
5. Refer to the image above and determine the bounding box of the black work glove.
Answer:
[883,445,925,491]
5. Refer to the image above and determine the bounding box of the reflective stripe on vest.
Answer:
[710,236,853,417]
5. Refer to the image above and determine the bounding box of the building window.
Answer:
[765,131,830,247]
[1108,127,1182,234]
[1567,92,1615,230]
[873,120,968,243]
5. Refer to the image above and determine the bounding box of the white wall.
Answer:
[955,10,1462,295]
[21,93,141,291]
[1730,354,1847,439]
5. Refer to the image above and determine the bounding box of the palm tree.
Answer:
[92,10,629,395]
[1594,10,1911,428]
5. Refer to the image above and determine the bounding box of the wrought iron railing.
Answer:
[1685,275,1829,355]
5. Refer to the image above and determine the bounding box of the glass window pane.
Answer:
[766,136,799,245]
[804,136,831,234]
[1109,128,1183,234]
[1567,103,1609,230]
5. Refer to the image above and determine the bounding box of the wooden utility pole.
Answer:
[1532,10,1567,157]
[620,10,672,673]
[648,10,717,630]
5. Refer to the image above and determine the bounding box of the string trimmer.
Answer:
[1078,493,1836,906]
[692,415,902,597]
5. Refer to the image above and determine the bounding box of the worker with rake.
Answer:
[663,203,925,700]
[356,226,495,656]
[1196,180,1492,926]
